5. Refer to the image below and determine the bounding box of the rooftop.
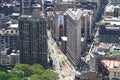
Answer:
[104,17,120,26]
[106,26,120,30]
[10,52,19,56]
[105,4,120,12]
[108,52,120,56]
[32,4,41,8]
[75,72,102,80]
[81,37,84,42]
[79,1,97,6]
[61,36,67,41]
[55,0,74,3]
[66,8,83,20]
[20,15,32,18]
[1,48,20,56]
[11,13,20,16]
[9,24,18,28]
[101,59,120,69]
[76,1,97,9]
[62,0,74,2]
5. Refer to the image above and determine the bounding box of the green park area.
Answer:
[108,52,120,56]
[0,64,58,80]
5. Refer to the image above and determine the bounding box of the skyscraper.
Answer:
[19,11,48,68]
[21,0,42,14]
[21,0,32,14]
[66,8,93,67]
[66,8,83,67]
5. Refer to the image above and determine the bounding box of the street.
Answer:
[47,30,80,80]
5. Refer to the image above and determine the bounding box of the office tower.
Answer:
[48,11,68,41]
[19,11,48,68]
[21,0,32,14]
[66,8,83,67]
[31,0,42,12]
[54,0,74,11]
[66,8,93,67]
[21,0,42,14]
[81,10,93,43]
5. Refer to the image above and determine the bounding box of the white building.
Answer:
[66,8,83,66]
[105,4,120,18]
[66,8,94,67]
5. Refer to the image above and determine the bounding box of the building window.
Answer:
[16,30,18,33]
[11,30,13,33]
[118,72,119,77]
[6,31,8,33]
[114,72,116,77]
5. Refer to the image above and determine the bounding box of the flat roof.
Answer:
[106,22,120,25]
[44,0,53,1]
[105,4,120,12]
[6,21,12,24]
[2,3,12,7]
[32,4,41,8]
[11,13,20,16]
[61,36,67,41]
[81,37,84,42]
[9,24,18,28]
[101,59,120,69]
[99,43,110,49]
[106,27,120,30]
[62,0,75,2]
[21,15,32,18]
[104,17,120,25]
[105,5,114,12]
[10,52,19,56]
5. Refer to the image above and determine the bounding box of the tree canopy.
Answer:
[0,64,59,80]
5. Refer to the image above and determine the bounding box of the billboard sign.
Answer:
[58,15,64,39]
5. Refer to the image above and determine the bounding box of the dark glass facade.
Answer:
[19,16,48,68]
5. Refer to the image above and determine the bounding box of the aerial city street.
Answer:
[0,0,120,80]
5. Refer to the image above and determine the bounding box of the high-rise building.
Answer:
[21,0,32,14]
[19,11,48,68]
[66,8,93,67]
[21,0,42,14]
[54,0,74,11]
[54,11,67,41]
[66,8,83,67]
